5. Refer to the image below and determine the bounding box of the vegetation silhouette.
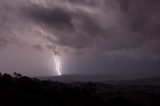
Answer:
[0,72,160,106]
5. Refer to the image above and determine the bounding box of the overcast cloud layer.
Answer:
[0,0,160,77]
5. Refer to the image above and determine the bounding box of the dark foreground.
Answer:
[0,73,160,106]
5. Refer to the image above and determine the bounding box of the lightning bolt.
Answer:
[40,28,62,76]
[53,54,61,76]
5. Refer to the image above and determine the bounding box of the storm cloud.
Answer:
[0,0,160,76]
[23,0,160,60]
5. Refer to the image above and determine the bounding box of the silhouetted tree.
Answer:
[13,72,22,78]
[0,73,12,86]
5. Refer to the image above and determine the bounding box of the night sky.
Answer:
[0,0,160,77]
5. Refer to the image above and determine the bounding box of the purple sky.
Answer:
[0,0,160,77]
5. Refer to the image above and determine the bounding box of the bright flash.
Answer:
[40,28,62,76]
[53,54,62,76]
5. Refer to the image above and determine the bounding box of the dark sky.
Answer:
[0,0,160,77]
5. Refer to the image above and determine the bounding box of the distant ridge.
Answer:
[37,74,124,82]
[115,76,160,85]
[37,74,160,85]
